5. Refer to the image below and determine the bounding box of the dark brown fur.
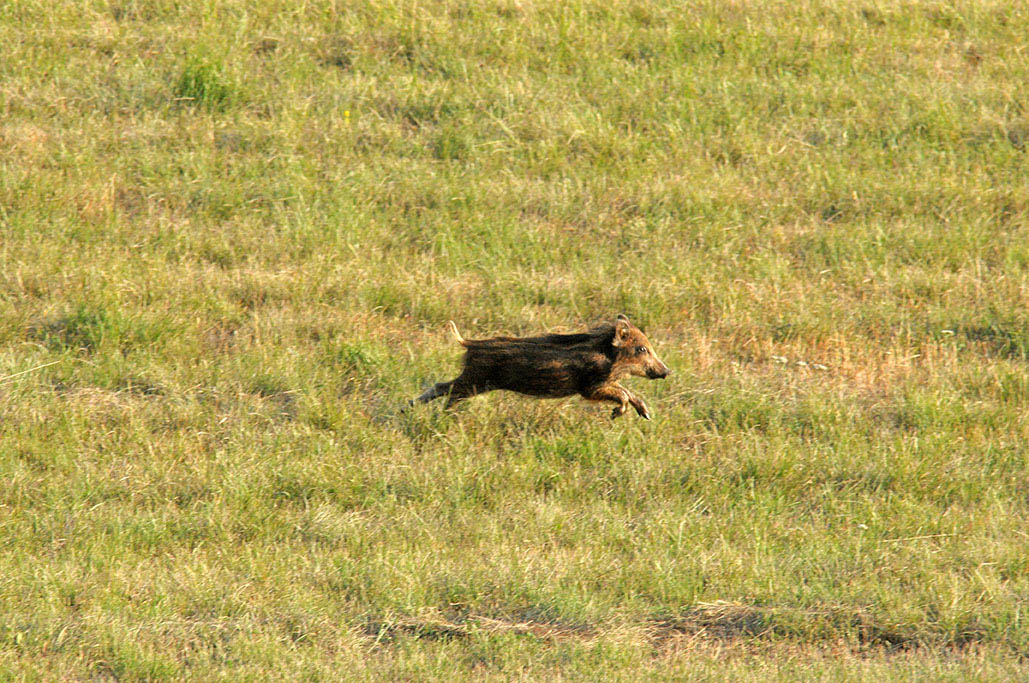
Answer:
[414,315,670,419]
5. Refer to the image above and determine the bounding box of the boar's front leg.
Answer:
[584,383,651,420]
[584,384,628,418]
[626,391,651,420]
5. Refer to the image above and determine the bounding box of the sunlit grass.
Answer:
[1,0,1027,678]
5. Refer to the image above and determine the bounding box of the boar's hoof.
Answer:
[626,397,651,420]
[611,404,628,419]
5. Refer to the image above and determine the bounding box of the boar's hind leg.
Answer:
[442,377,486,408]
[415,380,454,404]
[414,377,486,407]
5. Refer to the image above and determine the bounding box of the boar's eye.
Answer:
[634,346,647,356]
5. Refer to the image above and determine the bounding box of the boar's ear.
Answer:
[612,317,631,347]
[616,314,630,323]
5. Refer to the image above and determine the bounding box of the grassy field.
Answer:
[2,0,1028,678]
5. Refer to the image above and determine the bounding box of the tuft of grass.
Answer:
[173,58,238,111]
[32,305,173,356]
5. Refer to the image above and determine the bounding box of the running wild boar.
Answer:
[414,315,670,419]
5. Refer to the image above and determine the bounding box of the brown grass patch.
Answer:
[358,602,1024,662]
[362,612,594,645]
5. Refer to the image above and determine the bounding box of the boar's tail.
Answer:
[447,321,467,346]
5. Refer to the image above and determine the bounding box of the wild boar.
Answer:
[414,314,670,419]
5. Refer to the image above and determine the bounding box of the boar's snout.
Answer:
[647,362,671,380]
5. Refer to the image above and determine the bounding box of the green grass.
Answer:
[2,0,1028,678]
